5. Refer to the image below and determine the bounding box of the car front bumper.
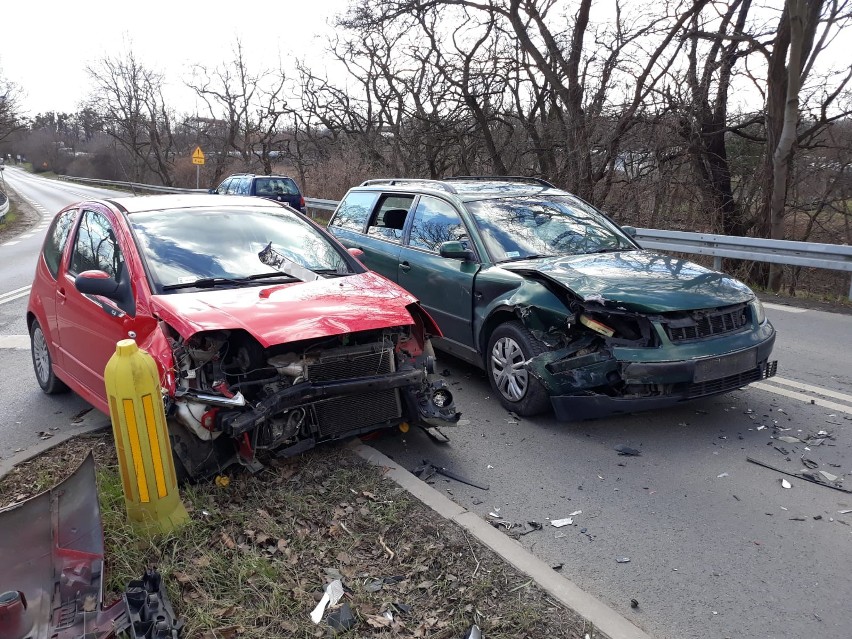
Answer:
[547,330,777,421]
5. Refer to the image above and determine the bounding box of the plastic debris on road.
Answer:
[616,557,631,563]
[551,518,573,527]
[778,436,802,444]
[717,472,729,478]
[819,470,839,482]
[781,479,792,489]
[615,444,641,456]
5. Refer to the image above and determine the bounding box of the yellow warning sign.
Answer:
[191,146,205,165]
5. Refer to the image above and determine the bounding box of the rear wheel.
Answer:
[486,321,551,416]
[30,320,69,394]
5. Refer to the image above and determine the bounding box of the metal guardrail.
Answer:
[0,192,9,221]
[57,175,852,298]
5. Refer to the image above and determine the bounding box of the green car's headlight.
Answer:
[750,298,766,325]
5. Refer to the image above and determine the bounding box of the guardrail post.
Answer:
[713,256,722,271]
[104,339,189,535]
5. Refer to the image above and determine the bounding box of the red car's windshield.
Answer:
[128,206,351,292]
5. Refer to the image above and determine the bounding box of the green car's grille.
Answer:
[686,360,777,398]
[663,304,750,342]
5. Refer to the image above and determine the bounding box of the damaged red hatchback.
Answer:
[27,194,458,480]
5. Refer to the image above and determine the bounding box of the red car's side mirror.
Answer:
[347,247,365,258]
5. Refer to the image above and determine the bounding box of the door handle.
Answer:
[57,288,66,302]
[400,261,411,272]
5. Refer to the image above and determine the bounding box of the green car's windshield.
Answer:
[465,196,637,262]
[129,206,351,292]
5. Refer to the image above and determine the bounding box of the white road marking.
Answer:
[2,241,20,246]
[763,302,808,313]
[752,381,852,415]
[0,335,30,349]
[767,376,852,404]
[0,285,32,305]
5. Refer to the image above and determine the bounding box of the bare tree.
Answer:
[86,49,177,185]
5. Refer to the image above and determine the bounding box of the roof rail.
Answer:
[359,178,457,194]
[445,175,556,188]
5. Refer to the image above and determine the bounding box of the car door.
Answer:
[56,208,137,397]
[397,195,479,349]
[334,193,416,283]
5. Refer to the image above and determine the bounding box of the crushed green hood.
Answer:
[502,251,754,312]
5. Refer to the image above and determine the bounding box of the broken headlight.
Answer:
[750,298,766,325]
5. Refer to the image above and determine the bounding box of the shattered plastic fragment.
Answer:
[327,602,357,632]
[568,510,582,516]
[615,444,641,456]
[616,557,631,563]
[717,472,729,478]
[551,518,573,527]
[781,479,792,489]
[778,436,801,443]
[310,579,344,624]
[463,624,483,639]
[819,471,839,482]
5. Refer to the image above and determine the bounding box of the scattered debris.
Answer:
[616,557,631,563]
[551,563,563,571]
[568,510,582,516]
[746,456,852,494]
[778,436,801,444]
[463,624,482,639]
[631,598,639,608]
[819,471,839,482]
[839,509,852,515]
[327,602,357,632]
[615,444,641,456]
[801,457,819,469]
[551,518,573,528]
[37,431,54,440]
[781,479,792,489]
[412,459,489,490]
[717,472,729,478]
[310,579,344,624]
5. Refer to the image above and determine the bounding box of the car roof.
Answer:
[101,193,287,214]
[225,173,297,180]
[353,176,570,202]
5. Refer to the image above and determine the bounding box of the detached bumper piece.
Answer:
[0,453,182,639]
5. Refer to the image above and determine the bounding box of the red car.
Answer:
[27,194,458,480]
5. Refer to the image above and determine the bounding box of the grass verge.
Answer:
[0,433,601,639]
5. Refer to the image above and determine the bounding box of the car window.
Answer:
[129,206,351,290]
[408,196,468,253]
[235,177,251,195]
[255,177,299,196]
[69,210,125,279]
[42,209,78,278]
[465,195,635,262]
[215,178,232,194]
[330,191,377,232]
[225,178,242,195]
[366,195,414,243]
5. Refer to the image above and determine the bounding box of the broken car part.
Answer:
[746,457,852,494]
[0,453,182,639]
[412,459,490,490]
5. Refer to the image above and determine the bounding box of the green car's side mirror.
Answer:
[439,241,476,261]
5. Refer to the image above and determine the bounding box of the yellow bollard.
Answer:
[105,339,189,536]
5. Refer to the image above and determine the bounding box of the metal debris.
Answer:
[413,459,489,490]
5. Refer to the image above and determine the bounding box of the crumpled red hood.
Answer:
[150,271,421,347]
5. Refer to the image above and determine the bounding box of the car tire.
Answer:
[30,320,69,395]
[486,321,551,416]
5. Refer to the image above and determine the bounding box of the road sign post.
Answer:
[192,146,205,190]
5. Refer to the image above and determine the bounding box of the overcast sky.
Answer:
[1,0,352,116]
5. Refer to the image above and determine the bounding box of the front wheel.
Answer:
[486,321,551,416]
[30,320,69,394]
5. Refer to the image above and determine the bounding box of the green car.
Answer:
[327,177,777,419]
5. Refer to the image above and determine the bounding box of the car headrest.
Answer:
[383,208,409,230]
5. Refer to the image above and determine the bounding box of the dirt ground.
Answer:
[0,433,602,639]
[0,188,40,242]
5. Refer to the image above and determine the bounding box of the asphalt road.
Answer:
[1,169,850,639]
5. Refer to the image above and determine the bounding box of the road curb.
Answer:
[0,412,110,481]
[350,440,655,639]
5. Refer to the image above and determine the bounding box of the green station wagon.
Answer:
[327,177,777,419]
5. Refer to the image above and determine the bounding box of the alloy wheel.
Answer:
[490,336,528,401]
[32,326,51,386]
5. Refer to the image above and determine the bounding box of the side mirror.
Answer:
[621,225,637,238]
[439,241,476,261]
[208,188,216,194]
[347,247,365,258]
[75,269,136,317]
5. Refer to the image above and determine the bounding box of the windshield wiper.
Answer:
[586,247,632,255]
[499,253,555,263]
[162,274,297,291]
[312,268,351,277]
